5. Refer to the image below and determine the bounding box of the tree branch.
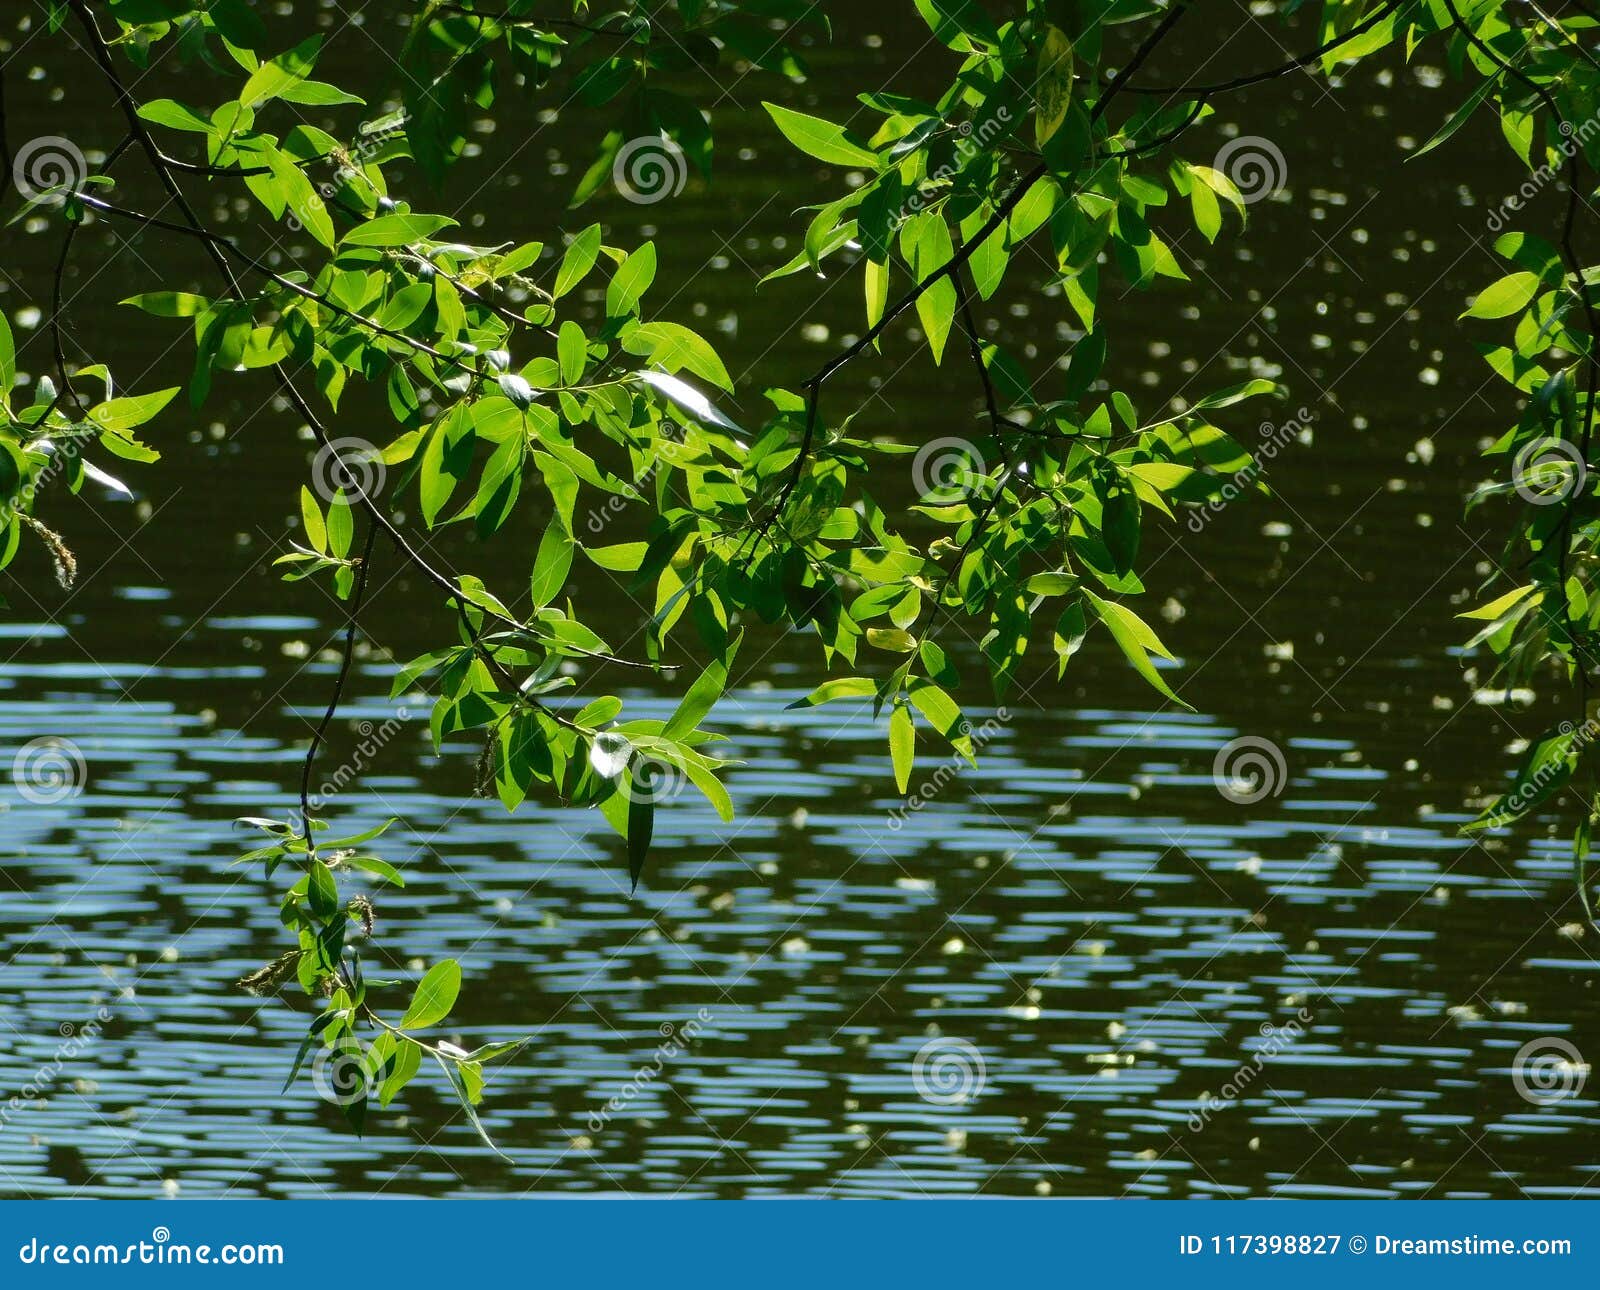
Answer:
[300,520,379,853]
[754,0,1196,542]
[66,0,662,676]
[1119,1,1401,96]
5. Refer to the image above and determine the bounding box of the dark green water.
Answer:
[0,6,1596,1197]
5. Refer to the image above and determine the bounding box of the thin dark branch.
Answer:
[1100,96,1211,159]
[66,0,660,675]
[36,134,136,428]
[1120,1,1401,95]
[752,0,1195,544]
[75,192,492,379]
[300,520,379,853]
[432,2,633,38]
[1527,0,1600,72]
[1444,0,1600,696]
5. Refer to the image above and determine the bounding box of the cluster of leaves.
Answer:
[1434,0,1600,914]
[0,308,167,584]
[399,0,821,192]
[19,0,1600,1143]
[234,815,522,1144]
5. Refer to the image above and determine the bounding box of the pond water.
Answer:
[1,6,1597,1198]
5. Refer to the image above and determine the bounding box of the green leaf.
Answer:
[300,486,327,553]
[0,312,12,401]
[557,320,587,386]
[627,768,655,891]
[529,524,575,608]
[553,224,602,299]
[307,859,338,919]
[1462,271,1541,320]
[400,959,462,1029]
[348,856,405,887]
[241,34,323,108]
[1035,27,1075,146]
[762,103,880,169]
[664,647,734,740]
[889,703,914,793]
[1462,727,1577,832]
[787,676,876,708]
[341,213,456,248]
[623,322,733,391]
[88,388,179,432]
[137,99,213,133]
[378,1037,423,1107]
[1084,592,1192,710]
[325,491,354,559]
[121,292,211,318]
[912,0,1000,50]
[1458,584,1538,621]
[432,1052,510,1159]
[606,243,657,317]
[904,212,957,363]
[867,627,916,652]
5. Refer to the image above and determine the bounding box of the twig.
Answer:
[753,0,1195,545]
[300,519,378,855]
[1119,1,1401,95]
[65,1,661,675]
